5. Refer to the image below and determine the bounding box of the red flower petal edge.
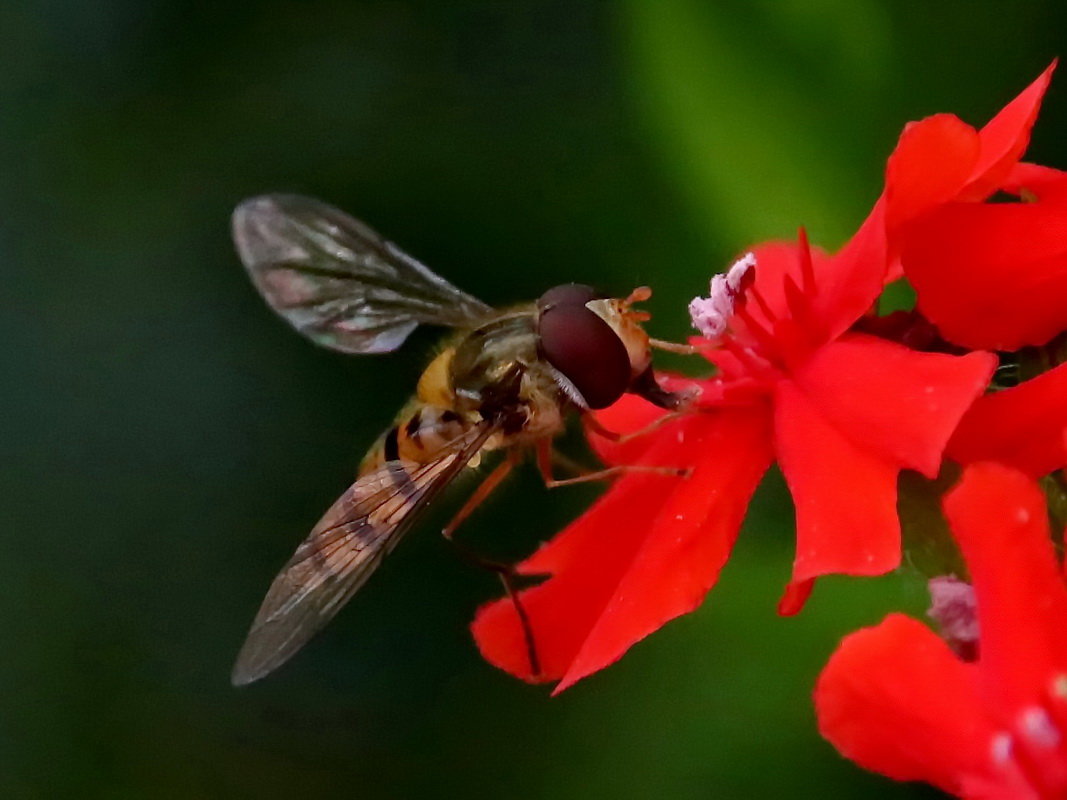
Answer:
[884,61,1056,231]
[815,614,989,796]
[789,335,996,478]
[774,379,902,583]
[943,463,1067,712]
[962,61,1058,200]
[885,113,980,229]
[902,198,1067,350]
[775,336,994,585]
[949,361,1067,477]
[817,463,1067,797]
[471,406,772,693]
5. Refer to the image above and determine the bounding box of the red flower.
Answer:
[815,462,1067,799]
[474,401,773,692]
[472,226,994,691]
[884,64,1055,235]
[472,66,1067,693]
[884,62,1067,352]
[876,61,1067,478]
[949,362,1067,478]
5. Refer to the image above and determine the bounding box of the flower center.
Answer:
[688,233,825,385]
[927,576,979,661]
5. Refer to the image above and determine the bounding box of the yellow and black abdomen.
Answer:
[359,400,476,476]
[359,339,467,476]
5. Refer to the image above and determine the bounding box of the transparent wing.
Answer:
[232,194,494,353]
[232,423,498,686]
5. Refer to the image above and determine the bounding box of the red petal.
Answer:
[885,113,980,229]
[587,374,706,465]
[961,61,1057,200]
[587,393,671,466]
[774,379,901,582]
[815,613,991,795]
[470,407,773,691]
[777,577,815,616]
[948,361,1067,477]
[790,334,996,478]
[944,463,1067,714]
[1003,162,1067,202]
[816,197,892,338]
[902,198,1067,350]
[471,462,665,683]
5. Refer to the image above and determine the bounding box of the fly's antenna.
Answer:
[622,286,652,321]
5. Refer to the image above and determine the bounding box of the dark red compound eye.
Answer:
[536,283,601,310]
[537,287,631,410]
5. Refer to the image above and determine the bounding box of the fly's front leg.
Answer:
[440,448,541,679]
[535,439,690,488]
[615,409,692,445]
[583,411,621,442]
[648,337,701,355]
[582,408,689,447]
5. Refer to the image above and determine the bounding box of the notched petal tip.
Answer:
[777,578,815,616]
[815,613,989,795]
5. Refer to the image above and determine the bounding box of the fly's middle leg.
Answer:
[441,448,542,679]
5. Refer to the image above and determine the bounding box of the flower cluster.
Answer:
[471,61,1067,797]
[816,462,1067,798]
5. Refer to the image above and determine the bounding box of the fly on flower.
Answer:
[472,64,1066,694]
[229,194,692,686]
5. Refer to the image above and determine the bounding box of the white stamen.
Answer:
[689,252,756,338]
[1021,707,1061,748]
[991,732,1013,765]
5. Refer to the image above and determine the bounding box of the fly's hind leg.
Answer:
[441,449,542,679]
[442,451,519,541]
[535,438,690,488]
[549,449,595,478]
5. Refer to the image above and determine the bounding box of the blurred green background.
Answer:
[3,1,1064,797]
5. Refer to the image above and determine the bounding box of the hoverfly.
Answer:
[230,195,690,686]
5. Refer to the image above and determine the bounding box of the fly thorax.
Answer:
[449,313,539,417]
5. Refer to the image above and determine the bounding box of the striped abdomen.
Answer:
[360,403,476,476]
